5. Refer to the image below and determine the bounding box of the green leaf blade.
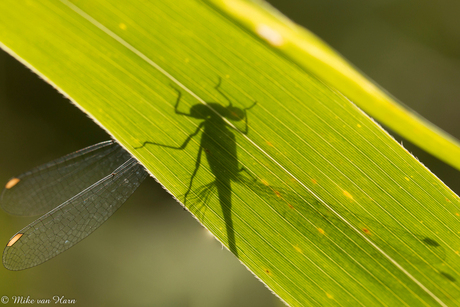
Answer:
[1,0,460,306]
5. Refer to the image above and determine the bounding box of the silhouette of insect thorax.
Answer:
[191,103,240,183]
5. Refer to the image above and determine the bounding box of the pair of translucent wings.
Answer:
[0,141,148,270]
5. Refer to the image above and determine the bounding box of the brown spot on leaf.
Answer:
[440,272,456,282]
[422,237,440,247]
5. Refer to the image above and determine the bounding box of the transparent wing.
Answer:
[185,181,218,221]
[3,158,148,270]
[1,140,131,216]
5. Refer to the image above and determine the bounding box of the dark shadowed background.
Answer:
[1,1,459,306]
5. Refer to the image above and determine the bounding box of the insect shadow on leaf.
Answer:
[136,77,257,256]
[136,78,451,284]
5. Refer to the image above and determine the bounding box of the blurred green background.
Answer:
[1,1,459,306]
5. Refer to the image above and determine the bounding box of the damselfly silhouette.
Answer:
[136,78,450,278]
[137,78,256,256]
[1,141,148,270]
